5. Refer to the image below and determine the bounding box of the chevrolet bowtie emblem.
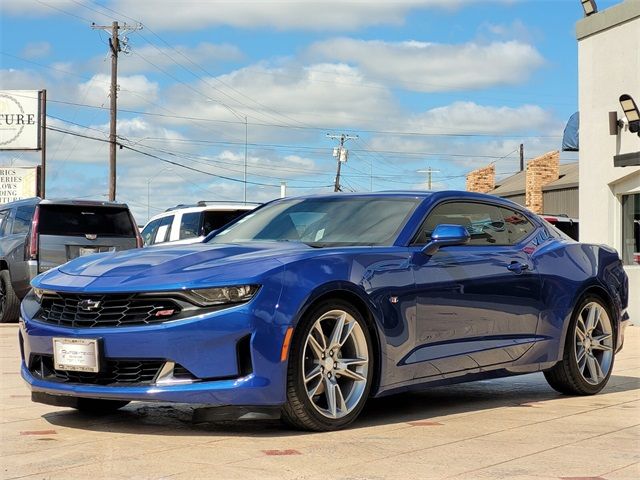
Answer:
[78,299,101,311]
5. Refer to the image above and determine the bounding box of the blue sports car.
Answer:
[19,191,631,431]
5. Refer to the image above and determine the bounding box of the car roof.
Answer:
[0,197,130,208]
[145,203,256,225]
[274,190,528,206]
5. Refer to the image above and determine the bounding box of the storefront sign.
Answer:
[0,166,39,204]
[0,90,41,150]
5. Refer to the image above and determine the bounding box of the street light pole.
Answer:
[417,166,441,191]
[244,116,248,204]
[146,167,172,222]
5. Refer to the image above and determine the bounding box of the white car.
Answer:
[141,202,258,247]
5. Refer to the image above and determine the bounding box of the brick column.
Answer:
[525,151,560,214]
[466,164,495,193]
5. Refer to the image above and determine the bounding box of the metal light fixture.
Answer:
[620,94,640,134]
[581,0,598,16]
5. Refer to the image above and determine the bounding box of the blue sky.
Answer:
[0,0,618,222]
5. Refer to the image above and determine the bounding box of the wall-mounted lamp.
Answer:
[620,94,640,135]
[581,0,598,16]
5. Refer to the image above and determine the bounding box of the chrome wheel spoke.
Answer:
[304,364,322,384]
[307,334,325,360]
[307,377,323,397]
[337,366,366,383]
[325,377,338,418]
[586,354,604,382]
[592,334,613,351]
[576,346,587,367]
[328,312,347,349]
[585,305,597,332]
[575,319,587,341]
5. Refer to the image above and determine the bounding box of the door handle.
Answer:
[507,261,530,273]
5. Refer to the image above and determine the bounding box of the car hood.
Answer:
[35,242,308,293]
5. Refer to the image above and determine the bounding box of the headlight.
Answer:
[188,285,259,306]
[32,288,54,302]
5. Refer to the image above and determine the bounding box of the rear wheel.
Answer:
[281,300,374,431]
[72,398,130,414]
[0,270,20,323]
[544,296,615,395]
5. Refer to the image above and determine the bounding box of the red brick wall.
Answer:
[466,164,495,193]
[525,151,560,214]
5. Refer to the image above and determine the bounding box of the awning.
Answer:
[562,112,579,152]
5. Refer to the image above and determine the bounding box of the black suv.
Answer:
[0,198,142,322]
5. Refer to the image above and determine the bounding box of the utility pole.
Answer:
[244,116,248,204]
[39,89,46,199]
[519,143,524,171]
[417,167,441,190]
[92,21,142,201]
[327,133,358,192]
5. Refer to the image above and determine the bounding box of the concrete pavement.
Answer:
[2,323,639,480]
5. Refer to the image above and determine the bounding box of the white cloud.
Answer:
[0,0,76,15]
[107,0,472,31]
[407,101,554,134]
[307,38,545,92]
[77,73,160,108]
[21,41,52,59]
[156,62,399,139]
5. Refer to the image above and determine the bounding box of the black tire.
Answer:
[0,270,20,323]
[544,295,615,395]
[72,398,130,414]
[281,299,374,431]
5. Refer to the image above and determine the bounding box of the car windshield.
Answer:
[207,196,420,247]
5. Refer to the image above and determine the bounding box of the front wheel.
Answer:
[544,296,615,395]
[281,300,374,431]
[0,270,20,323]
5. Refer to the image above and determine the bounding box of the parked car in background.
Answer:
[20,192,629,431]
[0,198,141,322]
[141,201,258,247]
[542,214,579,240]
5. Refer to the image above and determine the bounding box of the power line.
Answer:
[3,87,563,140]
[44,125,332,189]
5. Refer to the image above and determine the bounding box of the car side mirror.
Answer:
[421,224,470,256]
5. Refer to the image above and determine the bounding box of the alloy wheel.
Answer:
[302,309,369,419]
[575,301,614,385]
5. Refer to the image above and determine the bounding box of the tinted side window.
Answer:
[180,212,201,239]
[0,209,11,238]
[154,215,174,244]
[141,218,162,246]
[202,210,249,236]
[12,205,36,235]
[498,207,536,244]
[414,202,511,246]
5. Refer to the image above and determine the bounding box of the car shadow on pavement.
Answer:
[41,373,640,437]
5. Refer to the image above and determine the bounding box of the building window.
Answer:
[621,193,640,266]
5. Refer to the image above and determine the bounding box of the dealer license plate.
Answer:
[53,338,100,372]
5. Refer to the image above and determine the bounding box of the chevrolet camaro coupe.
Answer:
[19,191,630,431]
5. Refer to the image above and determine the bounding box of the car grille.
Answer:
[36,293,181,328]
[30,355,166,386]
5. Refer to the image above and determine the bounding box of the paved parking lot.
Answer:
[1,323,639,480]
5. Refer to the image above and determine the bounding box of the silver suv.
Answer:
[0,198,142,322]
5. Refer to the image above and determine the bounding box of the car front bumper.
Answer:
[19,300,290,406]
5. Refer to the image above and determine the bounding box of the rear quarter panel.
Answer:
[533,239,627,363]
